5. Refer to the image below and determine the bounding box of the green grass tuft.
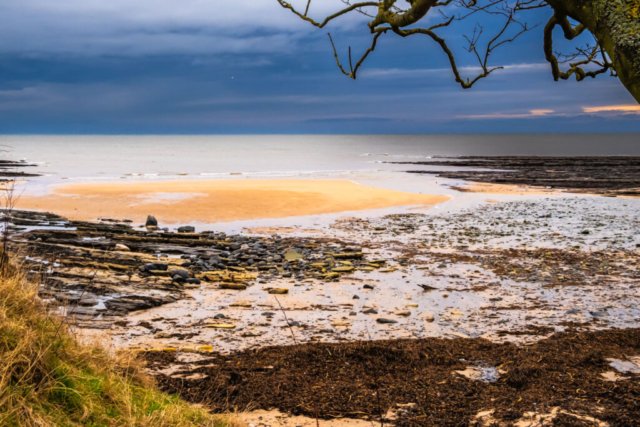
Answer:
[0,257,237,427]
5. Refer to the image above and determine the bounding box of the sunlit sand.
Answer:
[16,179,450,224]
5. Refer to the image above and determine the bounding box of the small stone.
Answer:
[332,266,354,273]
[268,288,289,295]
[363,284,374,290]
[178,226,196,233]
[114,244,130,252]
[363,308,378,314]
[220,283,247,290]
[353,295,360,299]
[284,249,303,261]
[204,323,236,329]
[195,345,214,353]
[376,318,398,324]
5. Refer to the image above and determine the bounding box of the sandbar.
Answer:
[16,179,450,224]
[452,182,559,195]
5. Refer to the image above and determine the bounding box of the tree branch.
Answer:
[276,0,378,28]
[543,12,611,82]
[328,31,385,79]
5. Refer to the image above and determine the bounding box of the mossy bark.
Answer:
[547,0,640,103]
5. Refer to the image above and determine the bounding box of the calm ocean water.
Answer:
[4,134,640,184]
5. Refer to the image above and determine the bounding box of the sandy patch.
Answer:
[16,179,450,224]
[242,410,373,426]
[452,182,559,195]
[244,226,320,235]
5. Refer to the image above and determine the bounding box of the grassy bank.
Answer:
[0,259,235,427]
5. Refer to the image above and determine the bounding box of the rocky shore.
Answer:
[0,159,40,180]
[12,210,377,328]
[392,156,640,196]
[10,194,640,349]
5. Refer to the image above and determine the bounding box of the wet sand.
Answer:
[451,182,559,195]
[16,179,450,224]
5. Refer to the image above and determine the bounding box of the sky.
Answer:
[0,0,639,134]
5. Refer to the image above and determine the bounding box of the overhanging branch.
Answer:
[543,12,611,82]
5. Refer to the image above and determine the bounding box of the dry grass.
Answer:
[0,257,239,427]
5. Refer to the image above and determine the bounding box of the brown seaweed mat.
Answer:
[144,328,640,426]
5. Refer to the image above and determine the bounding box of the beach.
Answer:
[5,135,640,426]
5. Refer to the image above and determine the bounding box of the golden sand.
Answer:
[243,226,320,234]
[452,182,559,195]
[16,179,450,224]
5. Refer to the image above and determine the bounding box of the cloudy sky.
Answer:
[1,0,639,134]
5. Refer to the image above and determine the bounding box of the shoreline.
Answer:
[15,179,451,224]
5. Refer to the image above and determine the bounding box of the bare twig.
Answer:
[274,294,298,345]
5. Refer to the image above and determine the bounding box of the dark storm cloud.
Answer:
[0,0,638,133]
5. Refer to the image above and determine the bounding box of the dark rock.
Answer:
[178,226,196,233]
[105,295,176,313]
[170,269,190,280]
[363,308,378,314]
[590,310,609,318]
[144,262,168,272]
[376,318,398,324]
[146,215,158,227]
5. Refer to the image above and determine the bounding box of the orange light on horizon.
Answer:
[457,109,555,119]
[529,109,554,116]
[582,105,640,114]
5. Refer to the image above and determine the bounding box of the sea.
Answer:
[4,134,640,188]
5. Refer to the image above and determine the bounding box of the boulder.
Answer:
[146,215,158,227]
[170,269,190,280]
